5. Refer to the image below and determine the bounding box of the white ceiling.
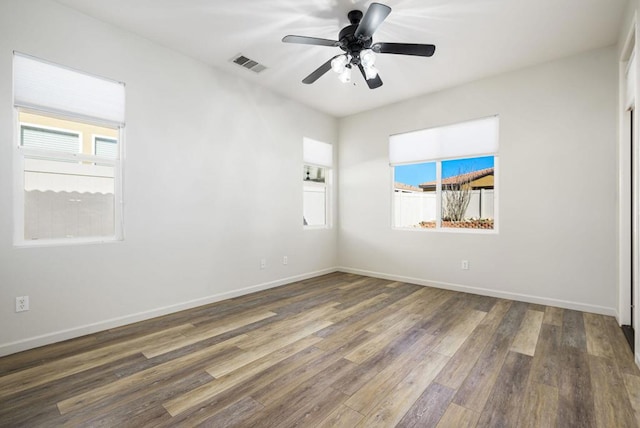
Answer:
[54,0,627,117]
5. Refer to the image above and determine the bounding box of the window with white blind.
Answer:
[21,125,80,153]
[390,116,499,231]
[13,53,125,245]
[94,136,118,159]
[303,138,332,228]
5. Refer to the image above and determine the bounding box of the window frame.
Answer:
[302,138,333,230]
[391,156,499,233]
[303,163,331,230]
[389,115,499,234]
[92,133,118,157]
[14,109,124,247]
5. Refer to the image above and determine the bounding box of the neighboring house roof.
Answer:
[394,182,423,192]
[419,167,495,190]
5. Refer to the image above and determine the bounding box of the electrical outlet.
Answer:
[16,296,29,312]
[461,260,469,270]
[283,256,288,265]
[260,258,266,269]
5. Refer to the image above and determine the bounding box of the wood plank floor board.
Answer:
[248,331,372,408]
[1,273,638,427]
[584,312,616,359]
[0,352,147,426]
[241,358,358,427]
[344,313,424,364]
[510,309,544,356]
[476,351,532,427]
[561,309,588,350]
[0,324,194,399]
[141,310,278,359]
[517,381,558,428]
[432,309,487,357]
[189,396,264,428]
[163,336,325,417]
[556,345,597,428]
[58,371,212,427]
[623,372,640,425]
[543,305,564,326]
[452,301,529,412]
[269,386,349,428]
[343,332,439,415]
[434,299,511,389]
[418,295,475,336]
[57,337,245,414]
[395,382,456,428]
[588,354,637,428]
[0,334,99,376]
[316,404,364,428]
[436,403,480,427]
[528,323,562,387]
[160,348,324,424]
[357,351,450,428]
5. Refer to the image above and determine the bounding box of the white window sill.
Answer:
[14,236,123,248]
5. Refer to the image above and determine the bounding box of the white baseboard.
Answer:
[337,266,618,317]
[0,267,338,357]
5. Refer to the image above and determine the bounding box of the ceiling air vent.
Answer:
[231,54,267,74]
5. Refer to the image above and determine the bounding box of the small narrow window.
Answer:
[302,138,332,228]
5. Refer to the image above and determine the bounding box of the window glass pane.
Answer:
[95,137,118,159]
[393,162,436,228]
[441,156,495,229]
[24,157,115,240]
[21,126,79,153]
[19,111,119,158]
[303,165,325,183]
[303,185,326,226]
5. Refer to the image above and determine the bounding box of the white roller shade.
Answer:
[389,116,499,165]
[626,52,636,110]
[13,53,125,126]
[303,138,333,167]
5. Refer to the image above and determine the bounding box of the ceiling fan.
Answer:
[282,2,436,89]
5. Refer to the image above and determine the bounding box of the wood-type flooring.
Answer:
[1,272,640,427]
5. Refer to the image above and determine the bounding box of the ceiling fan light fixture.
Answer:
[331,54,349,73]
[364,64,379,80]
[360,49,376,67]
[338,65,352,83]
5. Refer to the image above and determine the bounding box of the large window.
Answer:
[13,53,125,245]
[390,116,499,231]
[303,138,332,228]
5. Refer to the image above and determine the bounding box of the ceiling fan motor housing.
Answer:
[339,10,373,62]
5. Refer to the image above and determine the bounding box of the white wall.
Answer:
[338,46,618,315]
[0,0,338,355]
